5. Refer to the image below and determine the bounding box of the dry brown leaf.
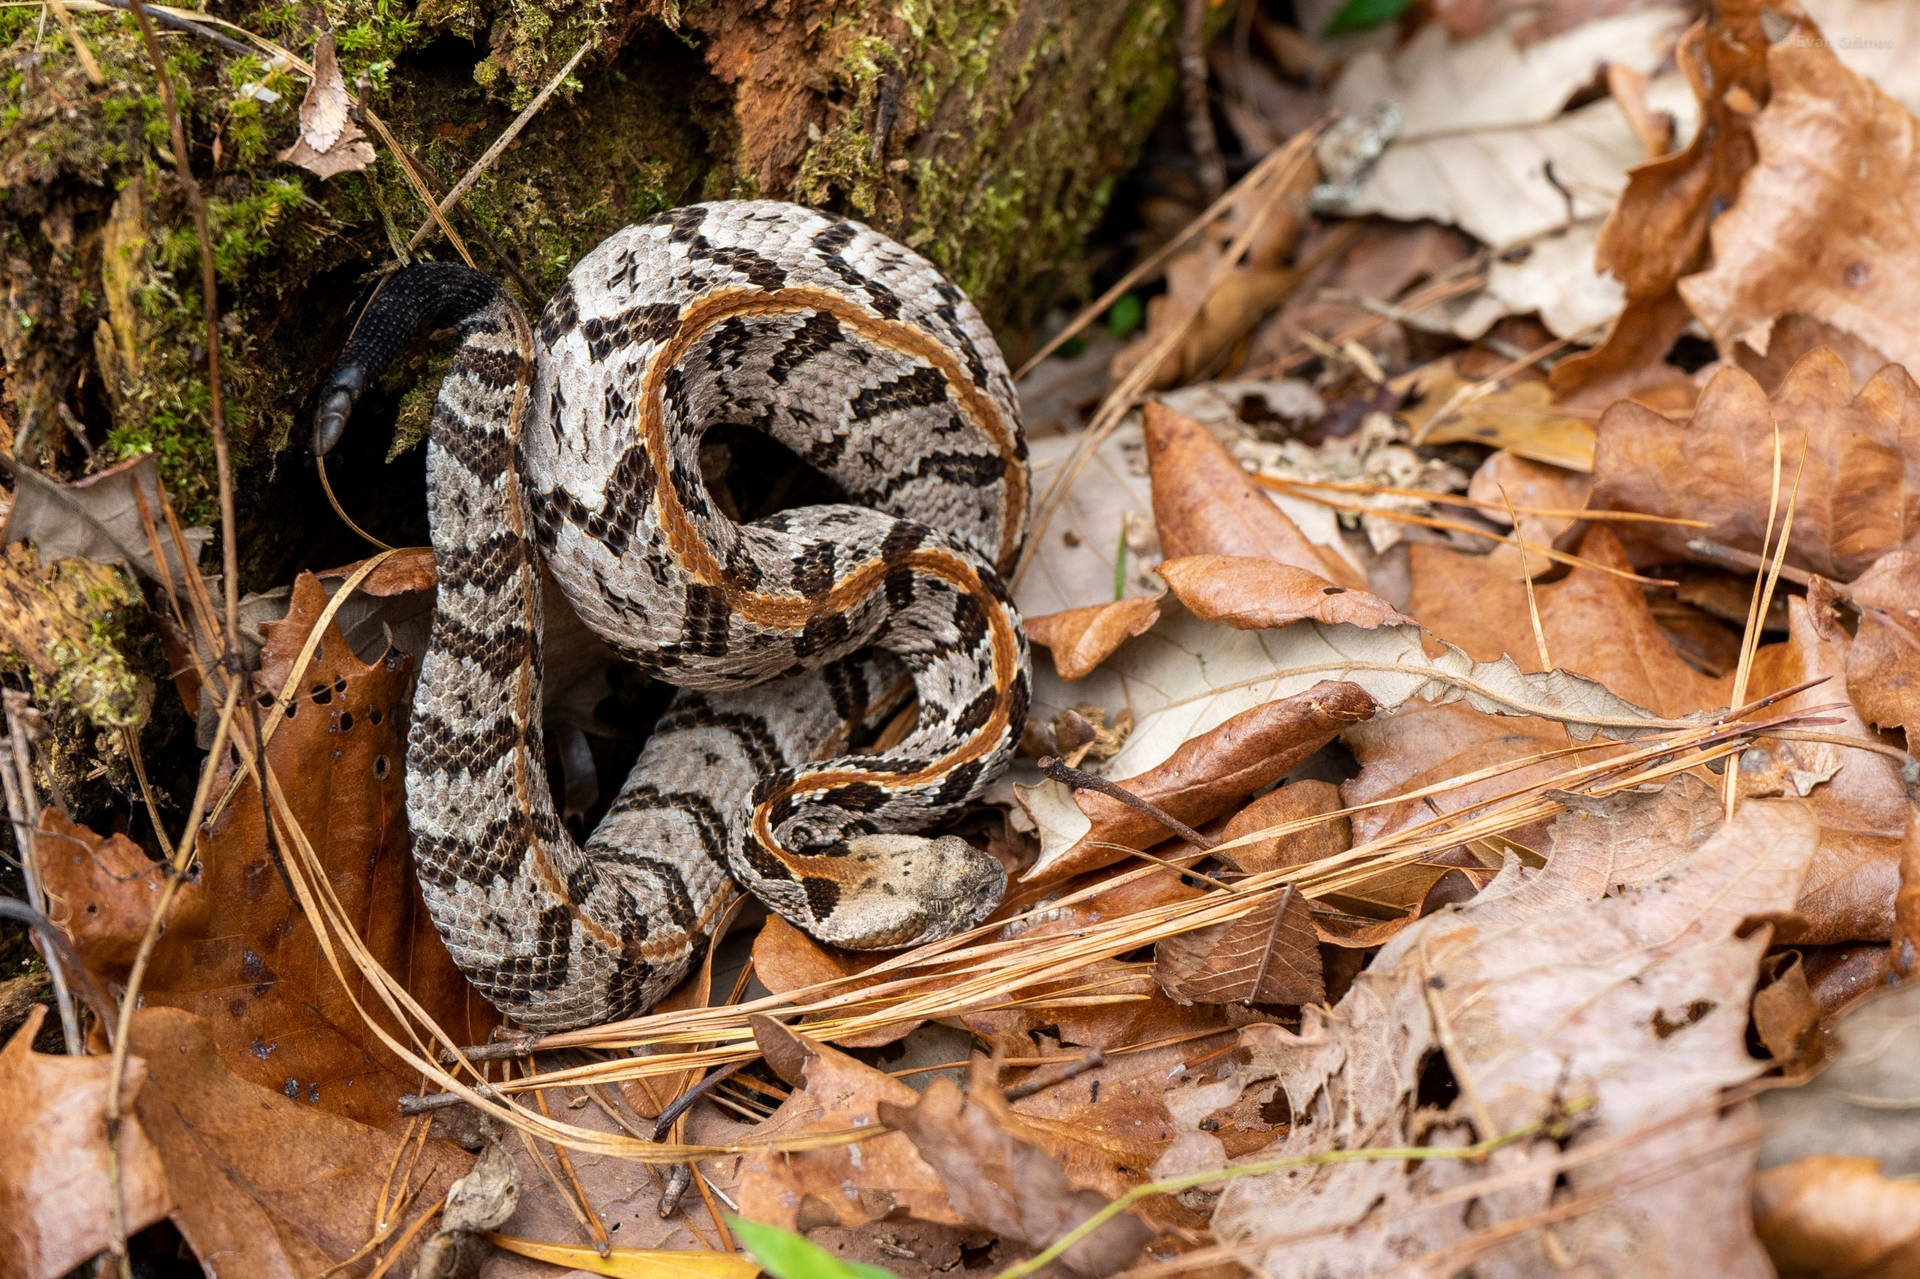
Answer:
[1554,0,1793,399]
[1155,883,1325,1008]
[126,1007,466,1278]
[735,1017,956,1232]
[1747,594,1913,835]
[1759,977,1920,1175]
[1466,450,1594,579]
[1161,794,1818,1277]
[749,913,918,1051]
[1212,778,1351,878]
[1,452,209,587]
[1157,555,1408,630]
[1775,827,1904,947]
[1755,1156,1920,1279]
[1595,349,1920,581]
[1399,357,1599,470]
[1026,593,1164,681]
[1339,700,1572,865]
[40,573,497,1124]
[1847,550,1920,747]
[0,1007,170,1279]
[278,32,375,178]
[1681,39,1920,373]
[878,1061,1154,1276]
[1144,402,1367,590]
[36,809,210,972]
[1028,680,1378,882]
[1408,529,1733,717]
[1021,603,1684,873]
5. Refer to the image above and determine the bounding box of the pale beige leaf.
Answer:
[1018,605,1687,871]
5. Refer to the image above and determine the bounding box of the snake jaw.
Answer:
[819,832,1007,950]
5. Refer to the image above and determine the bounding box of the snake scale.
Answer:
[315,202,1030,1030]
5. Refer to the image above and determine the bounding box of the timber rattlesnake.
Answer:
[314,202,1029,1030]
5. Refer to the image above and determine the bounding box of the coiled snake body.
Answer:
[316,202,1029,1029]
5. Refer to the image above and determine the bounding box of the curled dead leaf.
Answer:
[1023,679,1377,882]
[1144,402,1366,590]
[1026,593,1164,681]
[0,1007,170,1279]
[279,32,375,178]
[1158,554,1408,630]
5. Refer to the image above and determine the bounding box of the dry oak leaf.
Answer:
[1164,790,1817,1278]
[1681,39,1920,375]
[1553,0,1794,399]
[1155,882,1325,1008]
[126,1007,467,1279]
[1595,349,1920,581]
[1466,449,1594,580]
[1755,1156,1920,1279]
[1144,402,1366,591]
[0,1006,170,1279]
[38,572,498,1126]
[279,31,375,178]
[734,1016,959,1234]
[878,1060,1154,1277]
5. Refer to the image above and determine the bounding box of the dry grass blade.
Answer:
[405,38,595,251]
[1015,127,1324,586]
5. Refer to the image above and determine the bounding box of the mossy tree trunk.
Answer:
[2,0,1185,578]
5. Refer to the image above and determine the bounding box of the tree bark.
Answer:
[0,0,1185,575]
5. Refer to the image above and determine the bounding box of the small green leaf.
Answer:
[728,1218,899,1279]
[1324,0,1413,35]
[1106,293,1145,339]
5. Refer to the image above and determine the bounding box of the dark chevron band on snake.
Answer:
[314,202,1030,1030]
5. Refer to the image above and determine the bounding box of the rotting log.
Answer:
[1,0,1188,578]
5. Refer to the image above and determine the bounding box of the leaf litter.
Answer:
[10,2,1920,1276]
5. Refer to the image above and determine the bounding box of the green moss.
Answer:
[4,0,1184,585]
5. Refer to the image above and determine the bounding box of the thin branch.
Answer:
[1037,757,1216,850]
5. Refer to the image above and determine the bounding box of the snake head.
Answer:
[805,832,1006,950]
[312,366,368,457]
